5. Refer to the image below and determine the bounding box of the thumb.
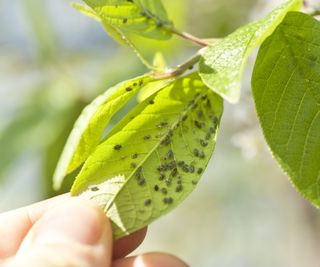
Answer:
[5,198,112,267]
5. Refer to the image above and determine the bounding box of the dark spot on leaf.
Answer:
[132,153,138,159]
[167,150,174,159]
[189,165,195,173]
[131,162,137,168]
[205,133,211,140]
[139,80,143,86]
[194,148,200,157]
[144,135,151,140]
[192,180,198,185]
[123,18,128,23]
[200,140,208,147]
[161,188,168,194]
[90,186,99,192]
[126,87,132,92]
[138,178,146,186]
[149,100,155,104]
[144,199,152,206]
[171,168,178,177]
[133,82,137,86]
[163,197,173,204]
[159,173,165,180]
[165,178,172,186]
[194,120,202,129]
[154,185,159,191]
[176,184,183,192]
[158,122,168,127]
[114,144,122,151]
[197,168,203,174]
[199,152,205,159]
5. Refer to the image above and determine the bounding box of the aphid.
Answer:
[123,18,128,23]
[209,127,215,134]
[197,168,203,174]
[154,185,159,191]
[144,199,152,206]
[171,168,178,177]
[90,186,99,192]
[201,95,207,100]
[213,116,219,125]
[200,139,208,147]
[176,184,183,192]
[206,99,211,107]
[199,152,205,159]
[194,148,200,157]
[178,161,185,167]
[126,86,132,92]
[127,0,133,2]
[149,100,155,104]
[165,178,172,186]
[182,165,189,173]
[167,161,176,169]
[161,188,168,195]
[131,162,137,168]
[163,197,173,204]
[188,65,194,70]
[114,144,122,151]
[192,180,198,185]
[192,103,198,110]
[133,82,137,86]
[159,173,165,180]
[194,120,202,129]
[181,114,188,121]
[205,133,211,140]
[177,180,182,185]
[140,11,147,16]
[156,21,163,27]
[161,136,171,146]
[144,135,151,140]
[167,150,174,159]
[158,122,168,127]
[168,130,174,137]
[189,165,195,173]
[139,80,143,86]
[132,153,138,159]
[157,165,165,172]
[138,178,146,186]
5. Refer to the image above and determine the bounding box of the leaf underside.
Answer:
[53,75,151,190]
[199,0,302,103]
[71,73,223,239]
[252,12,320,207]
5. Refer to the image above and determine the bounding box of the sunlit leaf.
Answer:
[71,73,223,238]
[199,0,302,103]
[252,12,320,207]
[53,75,151,190]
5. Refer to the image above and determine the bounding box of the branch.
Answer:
[171,29,210,47]
[152,53,201,80]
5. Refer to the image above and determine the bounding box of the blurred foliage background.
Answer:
[1,0,320,266]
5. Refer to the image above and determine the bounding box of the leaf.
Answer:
[53,75,151,190]
[252,12,320,207]
[81,0,174,40]
[199,0,302,104]
[71,73,224,239]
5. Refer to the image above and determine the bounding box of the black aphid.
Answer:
[157,165,165,172]
[123,18,128,23]
[167,161,176,169]
[138,178,146,185]
[177,179,182,184]
[213,116,219,125]
[188,65,193,70]
[158,122,168,127]
[154,185,159,191]
[161,136,171,146]
[126,87,132,92]
[159,173,165,180]
[139,80,143,86]
[167,150,174,159]
[181,114,188,121]
[194,120,202,129]
[192,180,198,185]
[90,186,99,192]
[144,199,152,206]
[149,100,155,104]
[205,133,211,140]
[144,135,151,140]
[132,153,138,159]
[156,21,163,27]
[178,161,185,167]
[209,127,216,134]
[133,82,137,86]
[197,110,203,118]
[176,184,183,192]
[199,152,205,159]
[182,165,189,173]
[163,197,173,204]
[161,188,168,194]
[194,148,200,157]
[165,178,172,186]
[168,130,174,137]
[189,165,195,173]
[140,11,147,16]
[200,139,208,147]
[131,162,137,168]
[114,144,122,151]
[197,168,203,174]
[171,168,178,177]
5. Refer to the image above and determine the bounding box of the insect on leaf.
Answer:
[81,0,174,40]
[199,0,302,103]
[252,12,320,207]
[53,75,151,190]
[71,73,224,239]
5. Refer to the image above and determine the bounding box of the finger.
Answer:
[0,194,69,258]
[4,198,112,267]
[113,228,147,259]
[112,252,189,267]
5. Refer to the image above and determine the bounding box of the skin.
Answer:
[0,195,188,267]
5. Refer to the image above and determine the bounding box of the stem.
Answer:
[171,28,210,47]
[310,10,320,17]
[152,53,201,80]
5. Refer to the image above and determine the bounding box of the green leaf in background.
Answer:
[71,73,223,238]
[252,12,320,207]
[53,75,151,190]
[79,0,174,40]
[199,0,302,104]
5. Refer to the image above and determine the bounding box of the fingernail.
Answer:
[33,199,107,245]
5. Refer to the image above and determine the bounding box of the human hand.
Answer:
[0,195,188,267]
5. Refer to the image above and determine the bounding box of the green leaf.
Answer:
[81,0,174,40]
[199,0,302,104]
[252,12,320,207]
[53,75,151,190]
[71,73,223,238]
